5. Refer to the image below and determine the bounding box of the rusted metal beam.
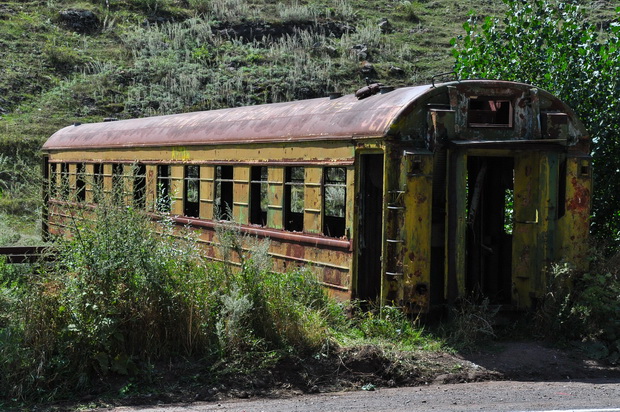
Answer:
[0,246,54,264]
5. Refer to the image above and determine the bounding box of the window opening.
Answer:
[112,164,124,204]
[579,160,590,177]
[468,97,513,128]
[60,163,69,200]
[75,163,86,202]
[50,163,58,198]
[504,187,514,234]
[93,163,104,203]
[557,159,567,219]
[133,164,146,209]
[184,165,200,218]
[285,166,304,232]
[323,167,346,237]
[157,165,171,213]
[250,166,268,226]
[214,165,233,220]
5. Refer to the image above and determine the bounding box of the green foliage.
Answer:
[334,303,441,351]
[0,154,41,219]
[276,1,321,23]
[537,255,620,363]
[398,1,422,23]
[44,44,86,73]
[0,198,340,403]
[452,0,620,246]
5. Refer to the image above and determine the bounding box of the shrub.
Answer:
[452,0,620,247]
[0,196,336,403]
[537,254,620,363]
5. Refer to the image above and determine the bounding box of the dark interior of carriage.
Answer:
[357,154,384,302]
[466,156,514,304]
[250,166,268,226]
[284,166,304,232]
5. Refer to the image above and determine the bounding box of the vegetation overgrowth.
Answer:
[452,0,620,245]
[1,0,615,243]
[452,0,620,363]
[0,200,440,406]
[1,0,620,406]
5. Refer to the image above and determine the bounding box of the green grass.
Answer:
[1,0,615,167]
[0,199,445,405]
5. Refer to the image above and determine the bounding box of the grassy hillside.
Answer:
[0,0,617,243]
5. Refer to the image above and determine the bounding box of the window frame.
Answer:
[250,166,268,226]
[184,165,200,218]
[284,166,304,232]
[214,165,234,221]
[322,166,347,238]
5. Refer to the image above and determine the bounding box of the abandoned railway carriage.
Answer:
[42,80,591,313]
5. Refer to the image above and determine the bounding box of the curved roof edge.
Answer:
[42,84,433,151]
[42,80,588,151]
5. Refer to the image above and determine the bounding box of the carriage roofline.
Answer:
[42,80,586,151]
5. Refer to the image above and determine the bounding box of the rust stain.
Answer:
[567,177,590,212]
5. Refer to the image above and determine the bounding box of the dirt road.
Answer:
[100,379,620,411]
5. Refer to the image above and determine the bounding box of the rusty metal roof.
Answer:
[43,85,432,150]
[42,80,587,151]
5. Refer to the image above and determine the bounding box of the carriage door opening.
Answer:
[357,154,384,302]
[466,156,514,304]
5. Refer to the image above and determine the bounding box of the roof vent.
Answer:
[329,92,342,100]
[73,122,81,127]
[104,117,119,122]
[355,83,383,100]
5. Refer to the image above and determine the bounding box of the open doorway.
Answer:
[466,156,514,304]
[357,154,384,302]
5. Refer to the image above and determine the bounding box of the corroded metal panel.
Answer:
[402,152,433,313]
[384,145,405,305]
[304,167,322,234]
[200,165,214,220]
[146,165,157,212]
[46,142,356,165]
[68,163,77,199]
[85,163,95,204]
[535,153,558,295]
[184,219,354,301]
[445,149,467,302]
[233,166,250,224]
[557,157,591,271]
[512,153,540,308]
[103,163,112,198]
[267,167,284,229]
[345,166,355,241]
[170,165,184,216]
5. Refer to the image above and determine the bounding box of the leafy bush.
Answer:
[452,0,620,246]
[537,255,620,363]
[336,303,440,350]
[0,197,336,403]
[0,154,41,218]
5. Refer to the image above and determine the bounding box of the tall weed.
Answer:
[0,196,336,402]
[537,253,620,363]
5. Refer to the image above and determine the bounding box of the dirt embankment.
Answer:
[105,341,619,408]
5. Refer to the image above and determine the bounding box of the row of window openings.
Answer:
[51,163,146,208]
[50,164,347,238]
